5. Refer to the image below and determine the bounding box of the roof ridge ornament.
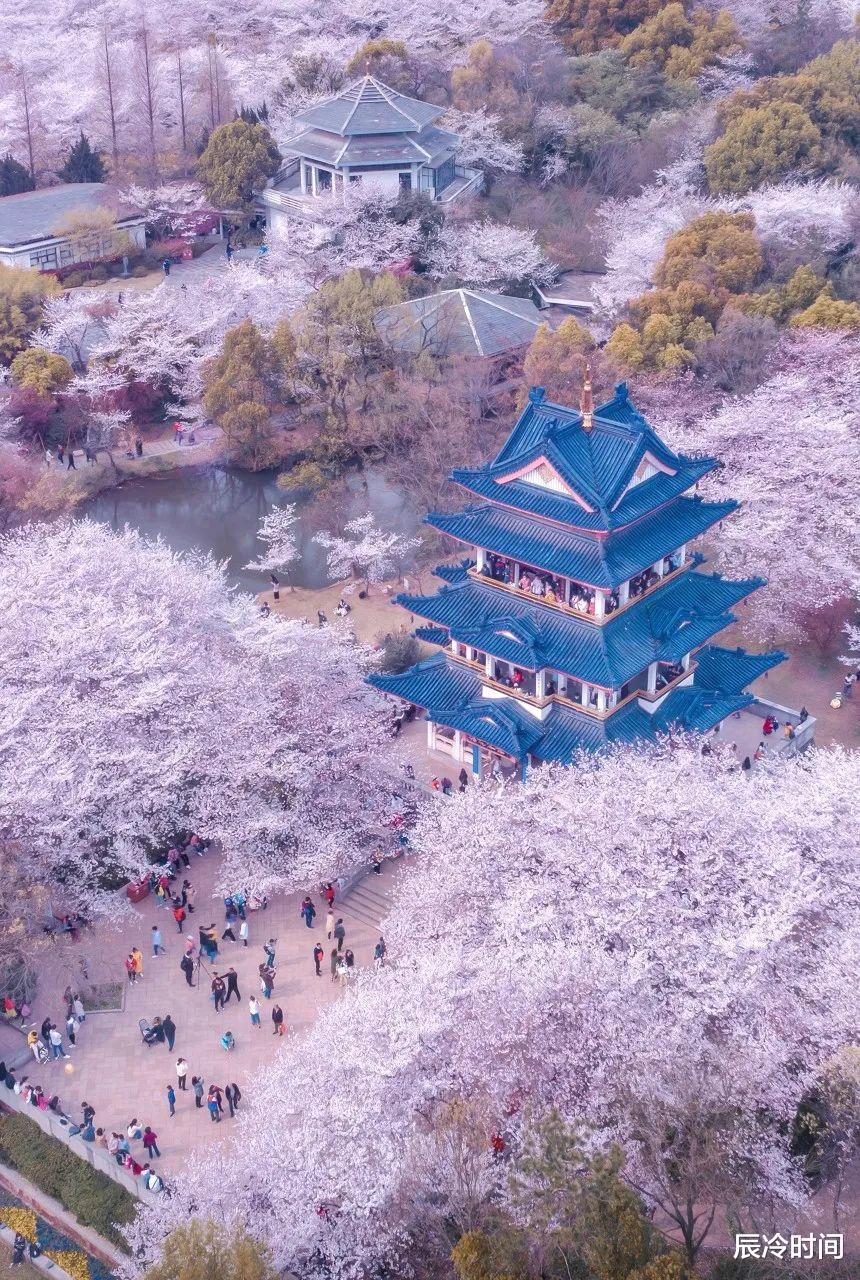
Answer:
[580,362,594,433]
[528,386,546,404]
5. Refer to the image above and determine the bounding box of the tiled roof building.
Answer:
[370,376,789,776]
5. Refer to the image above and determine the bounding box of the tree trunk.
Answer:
[176,47,188,169]
[138,24,158,180]
[102,25,120,173]
[19,68,35,179]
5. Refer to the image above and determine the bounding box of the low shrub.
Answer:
[131,264,149,278]
[0,1112,135,1249]
[62,272,86,289]
[88,266,109,283]
[379,631,419,673]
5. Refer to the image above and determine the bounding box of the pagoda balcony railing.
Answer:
[466,557,689,626]
[468,659,696,721]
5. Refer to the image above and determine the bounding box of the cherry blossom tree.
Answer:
[640,328,860,642]
[31,288,118,373]
[425,218,555,287]
[129,742,860,1276]
[0,519,393,912]
[315,514,420,594]
[245,504,299,575]
[440,107,524,176]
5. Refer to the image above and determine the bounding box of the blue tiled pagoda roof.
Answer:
[427,496,735,590]
[396,569,763,688]
[450,461,714,532]
[457,382,717,532]
[369,643,787,766]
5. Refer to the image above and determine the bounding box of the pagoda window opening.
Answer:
[655,660,685,692]
[492,660,536,697]
[629,566,661,600]
[451,640,468,659]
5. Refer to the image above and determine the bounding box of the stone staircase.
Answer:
[337,868,397,931]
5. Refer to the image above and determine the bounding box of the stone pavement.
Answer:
[18,855,399,1178]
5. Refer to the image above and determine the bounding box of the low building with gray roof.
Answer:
[375,289,548,360]
[0,183,146,271]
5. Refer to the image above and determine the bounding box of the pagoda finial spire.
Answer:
[580,362,594,433]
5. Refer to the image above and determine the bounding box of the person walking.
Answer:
[179,954,195,988]
[344,948,355,971]
[143,1125,160,1157]
[176,1058,188,1091]
[73,995,85,1024]
[270,572,280,601]
[192,1077,204,1108]
[125,954,136,984]
[300,897,316,928]
[165,1085,176,1117]
[225,1082,241,1117]
[223,967,241,1004]
[183,882,196,914]
[162,1014,176,1052]
[248,995,262,1028]
[67,448,76,471]
[211,975,226,1013]
[207,1094,220,1122]
[330,948,339,982]
[333,918,346,953]
[131,947,143,981]
[325,909,334,940]
[458,767,469,793]
[263,938,276,968]
[373,938,386,971]
[225,241,234,264]
[151,925,165,958]
[162,258,171,277]
[258,964,274,999]
[271,1004,284,1037]
[239,918,249,947]
[65,1013,77,1047]
[173,902,187,934]
[313,943,324,976]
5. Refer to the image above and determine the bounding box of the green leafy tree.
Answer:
[0,154,34,196]
[546,0,673,54]
[620,4,741,82]
[202,319,291,469]
[196,120,281,208]
[0,266,60,365]
[519,316,594,408]
[145,1220,277,1280]
[790,285,860,330]
[656,212,762,293]
[57,132,107,183]
[704,100,824,193]
[346,38,414,89]
[10,347,73,395]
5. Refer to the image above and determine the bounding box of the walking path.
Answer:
[16,856,400,1179]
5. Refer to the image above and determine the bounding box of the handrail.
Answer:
[467,561,689,626]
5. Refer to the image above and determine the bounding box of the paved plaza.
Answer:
[13,855,399,1177]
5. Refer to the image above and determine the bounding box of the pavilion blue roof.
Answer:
[473,383,717,530]
[370,640,786,764]
[370,653,653,763]
[396,570,763,687]
[450,458,714,533]
[693,644,787,694]
[427,496,735,590]
[651,686,753,733]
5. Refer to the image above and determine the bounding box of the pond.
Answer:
[84,465,422,593]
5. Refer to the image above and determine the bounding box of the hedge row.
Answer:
[0,1113,134,1250]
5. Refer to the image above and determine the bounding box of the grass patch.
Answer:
[80,983,123,1013]
[0,1114,134,1251]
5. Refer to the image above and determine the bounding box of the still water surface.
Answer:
[84,465,420,593]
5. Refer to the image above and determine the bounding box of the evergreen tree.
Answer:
[196,120,280,208]
[0,154,35,197]
[57,133,107,184]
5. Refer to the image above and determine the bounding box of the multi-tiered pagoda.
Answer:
[370,378,787,779]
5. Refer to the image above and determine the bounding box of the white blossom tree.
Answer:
[425,218,555,287]
[440,107,524,176]
[0,519,393,909]
[31,289,118,373]
[245,504,299,576]
[639,328,860,642]
[315,514,420,594]
[129,742,860,1276]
